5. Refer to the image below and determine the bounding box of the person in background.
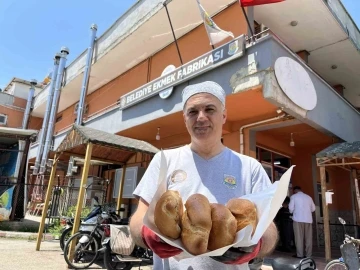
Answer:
[275,196,293,252]
[289,186,316,258]
[129,81,278,270]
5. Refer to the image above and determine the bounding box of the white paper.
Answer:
[143,151,295,259]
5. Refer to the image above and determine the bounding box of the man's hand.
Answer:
[142,226,182,258]
[129,198,150,249]
[257,222,278,258]
[210,240,261,265]
[210,221,278,265]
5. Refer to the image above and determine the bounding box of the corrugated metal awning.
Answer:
[55,125,159,164]
[316,141,360,159]
[0,127,38,138]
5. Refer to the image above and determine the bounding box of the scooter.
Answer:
[248,248,316,269]
[60,205,103,250]
[271,257,316,270]
[324,217,360,270]
[102,224,153,270]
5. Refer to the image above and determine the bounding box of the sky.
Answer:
[0,0,137,90]
[0,0,359,90]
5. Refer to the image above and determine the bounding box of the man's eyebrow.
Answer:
[187,103,217,111]
[184,107,195,114]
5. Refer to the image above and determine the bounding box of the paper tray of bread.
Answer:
[143,151,294,259]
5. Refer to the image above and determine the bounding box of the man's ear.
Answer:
[222,109,227,124]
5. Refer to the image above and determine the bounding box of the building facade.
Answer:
[16,0,360,249]
[0,78,43,220]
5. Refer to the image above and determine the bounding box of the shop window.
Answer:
[259,148,271,163]
[256,146,291,183]
[262,163,273,182]
[273,153,291,168]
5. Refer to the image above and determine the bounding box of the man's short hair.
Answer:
[182,81,226,110]
[283,196,290,204]
[293,186,301,191]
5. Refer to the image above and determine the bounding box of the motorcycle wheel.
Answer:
[324,259,348,270]
[63,232,99,269]
[103,248,132,270]
[60,227,72,251]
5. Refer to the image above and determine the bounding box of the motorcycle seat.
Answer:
[272,257,316,270]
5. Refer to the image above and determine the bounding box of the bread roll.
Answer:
[226,198,257,235]
[208,203,237,251]
[181,194,212,255]
[154,190,183,239]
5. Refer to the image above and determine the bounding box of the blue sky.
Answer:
[0,0,359,90]
[0,0,137,90]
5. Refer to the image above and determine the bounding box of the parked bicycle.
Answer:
[324,217,360,270]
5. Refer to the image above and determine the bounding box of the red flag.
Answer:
[240,0,285,7]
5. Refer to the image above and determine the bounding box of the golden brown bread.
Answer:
[226,198,257,235]
[208,203,237,251]
[181,194,212,255]
[154,190,183,239]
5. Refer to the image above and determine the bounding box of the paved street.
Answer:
[0,238,153,270]
[0,237,332,269]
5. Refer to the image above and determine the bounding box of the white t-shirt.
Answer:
[289,191,316,223]
[133,145,271,270]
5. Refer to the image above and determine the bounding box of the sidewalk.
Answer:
[0,212,55,241]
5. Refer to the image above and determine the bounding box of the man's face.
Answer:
[183,93,226,143]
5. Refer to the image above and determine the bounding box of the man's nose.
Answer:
[197,110,207,121]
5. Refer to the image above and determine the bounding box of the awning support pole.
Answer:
[67,142,93,261]
[320,166,331,262]
[36,154,58,251]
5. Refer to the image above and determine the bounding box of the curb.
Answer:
[0,231,55,241]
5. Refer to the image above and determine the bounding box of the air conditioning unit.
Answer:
[84,104,89,115]
[74,103,89,115]
[74,103,79,115]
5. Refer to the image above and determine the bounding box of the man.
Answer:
[289,186,316,258]
[129,81,278,270]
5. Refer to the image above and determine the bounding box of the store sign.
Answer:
[119,35,245,109]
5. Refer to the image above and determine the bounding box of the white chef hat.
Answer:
[182,81,226,109]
